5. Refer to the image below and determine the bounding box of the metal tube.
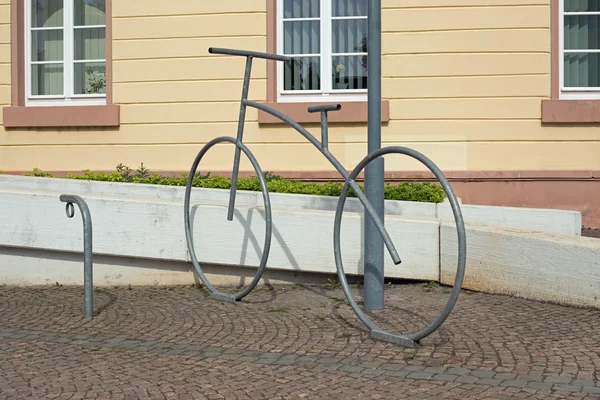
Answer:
[320,111,328,151]
[364,0,384,310]
[227,56,253,222]
[209,47,292,63]
[60,194,93,319]
[245,99,401,264]
[307,104,341,151]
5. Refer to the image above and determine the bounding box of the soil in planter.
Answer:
[582,228,600,239]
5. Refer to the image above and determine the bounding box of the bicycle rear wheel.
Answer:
[333,145,467,346]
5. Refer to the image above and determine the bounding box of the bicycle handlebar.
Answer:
[208,47,292,63]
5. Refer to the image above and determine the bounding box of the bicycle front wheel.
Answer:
[184,136,273,302]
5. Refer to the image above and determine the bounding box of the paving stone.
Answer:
[447,367,471,376]
[477,378,505,386]
[455,376,480,384]
[316,364,341,371]
[495,373,518,380]
[526,382,555,391]
[361,369,385,376]
[339,365,364,374]
[582,386,600,394]
[406,373,434,380]
[433,374,457,382]
[403,366,425,373]
[517,374,543,382]
[471,370,496,379]
[544,376,573,384]
[423,367,448,374]
[382,370,409,378]
[500,380,528,388]
[318,358,339,364]
[552,385,582,393]
[380,363,406,371]
[572,379,595,387]
[258,352,281,359]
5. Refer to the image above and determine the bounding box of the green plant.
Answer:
[420,281,440,289]
[83,68,106,94]
[17,163,447,204]
[263,171,284,182]
[323,277,342,290]
[420,280,440,292]
[24,168,55,178]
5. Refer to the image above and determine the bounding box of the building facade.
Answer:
[0,0,599,227]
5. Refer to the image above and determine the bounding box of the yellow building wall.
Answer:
[1,0,599,174]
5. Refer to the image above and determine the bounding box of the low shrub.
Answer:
[15,163,447,203]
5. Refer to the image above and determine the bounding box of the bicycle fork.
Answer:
[227,55,254,221]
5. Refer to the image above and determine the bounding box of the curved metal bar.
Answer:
[184,136,273,302]
[59,194,94,319]
[245,99,401,266]
[333,146,467,345]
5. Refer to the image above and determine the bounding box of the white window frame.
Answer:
[25,0,106,107]
[559,0,600,99]
[276,0,368,103]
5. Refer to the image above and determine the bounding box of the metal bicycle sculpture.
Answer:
[184,47,467,347]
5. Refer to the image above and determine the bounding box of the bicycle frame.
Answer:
[189,47,467,347]
[208,47,402,266]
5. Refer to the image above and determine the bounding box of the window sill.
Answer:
[257,100,390,124]
[541,99,600,123]
[3,104,120,128]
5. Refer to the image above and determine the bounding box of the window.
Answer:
[559,0,600,99]
[3,0,118,128]
[25,0,106,106]
[276,0,368,103]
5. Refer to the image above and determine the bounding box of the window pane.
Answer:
[332,19,367,53]
[283,21,320,54]
[31,29,63,61]
[564,53,600,87]
[332,0,367,17]
[284,57,320,90]
[74,0,106,26]
[74,27,106,60]
[283,0,319,19]
[565,15,600,49]
[74,62,106,94]
[31,63,63,95]
[31,0,64,27]
[565,0,600,12]
[332,55,367,90]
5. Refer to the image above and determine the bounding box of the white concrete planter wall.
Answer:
[1,174,597,311]
[0,175,440,284]
[440,222,600,309]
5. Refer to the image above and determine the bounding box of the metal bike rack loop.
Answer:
[59,194,94,319]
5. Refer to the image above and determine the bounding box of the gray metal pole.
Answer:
[60,194,94,319]
[363,0,384,310]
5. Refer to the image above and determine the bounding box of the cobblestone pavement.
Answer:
[1,282,600,399]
